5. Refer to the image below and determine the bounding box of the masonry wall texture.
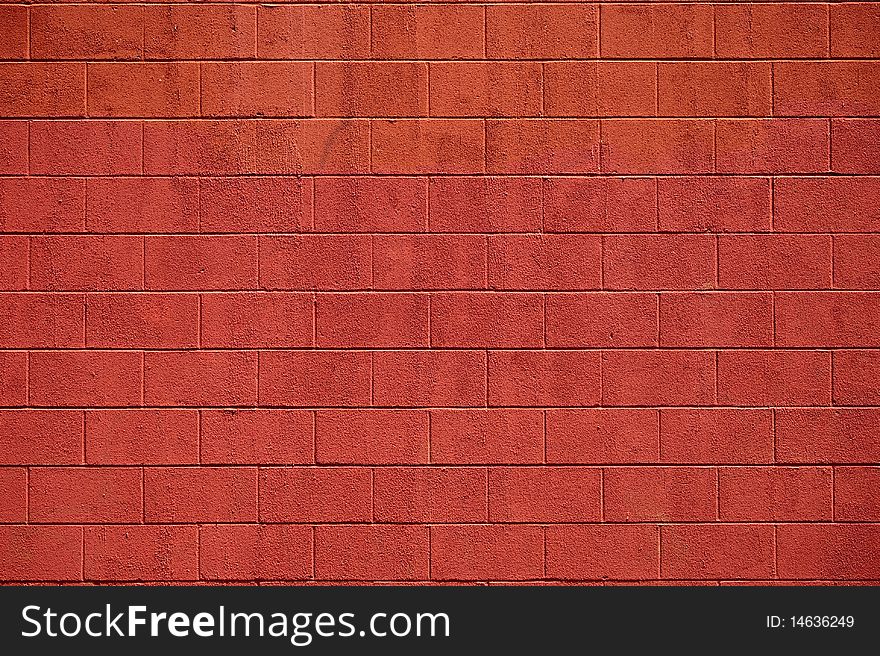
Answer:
[0,1,878,585]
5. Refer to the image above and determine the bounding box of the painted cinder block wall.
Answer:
[1,2,879,584]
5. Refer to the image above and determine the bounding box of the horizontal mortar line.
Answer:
[0,179,853,186]
[0,174,871,180]
[0,175,876,182]
[0,579,877,585]
[0,231,860,237]
[0,579,874,585]
[7,114,880,120]
[9,114,879,120]
[15,56,880,63]
[4,344,871,349]
[0,236,874,242]
[1,345,873,351]
[9,1,869,5]
[0,173,827,178]
[0,174,805,180]
[4,521,879,527]
[8,520,870,526]
[5,115,880,121]
[1,290,877,296]
[2,286,873,290]
[3,172,877,178]
[11,464,872,469]
[3,405,877,410]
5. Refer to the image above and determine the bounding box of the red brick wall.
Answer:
[1,2,879,584]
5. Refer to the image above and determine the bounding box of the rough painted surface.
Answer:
[0,2,879,585]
